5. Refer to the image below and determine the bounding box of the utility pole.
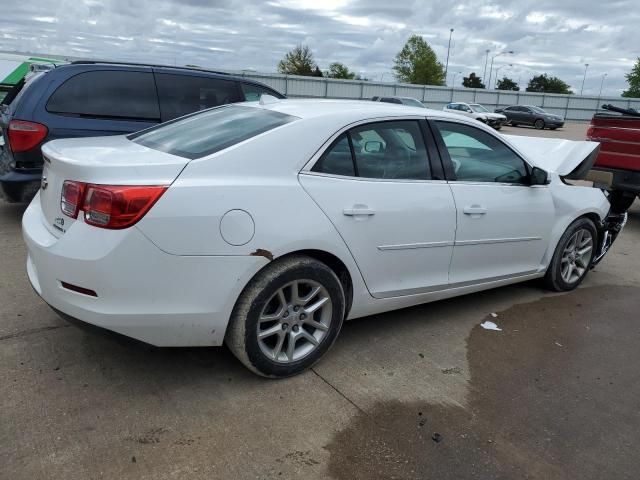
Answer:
[444,28,454,84]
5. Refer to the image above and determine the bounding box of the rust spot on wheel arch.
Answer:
[250,249,274,261]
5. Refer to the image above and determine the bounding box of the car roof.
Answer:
[244,98,466,123]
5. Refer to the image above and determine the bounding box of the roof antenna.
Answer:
[259,94,280,105]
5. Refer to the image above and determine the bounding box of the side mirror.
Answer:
[364,141,383,153]
[530,167,550,185]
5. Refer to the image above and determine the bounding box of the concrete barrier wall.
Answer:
[235,71,640,122]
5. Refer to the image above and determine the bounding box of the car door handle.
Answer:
[343,206,375,216]
[463,205,487,215]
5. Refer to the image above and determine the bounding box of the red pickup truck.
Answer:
[587,104,640,212]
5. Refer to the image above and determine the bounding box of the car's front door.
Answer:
[432,120,555,285]
[520,107,535,125]
[300,119,457,298]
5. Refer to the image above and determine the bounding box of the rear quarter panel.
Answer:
[135,116,372,315]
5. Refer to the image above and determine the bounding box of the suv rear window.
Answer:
[129,105,297,159]
[46,71,159,120]
[155,73,240,121]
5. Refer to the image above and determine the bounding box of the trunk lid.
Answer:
[503,135,600,178]
[39,135,188,237]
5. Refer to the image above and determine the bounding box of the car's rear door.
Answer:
[300,118,457,298]
[432,119,555,285]
[153,70,242,122]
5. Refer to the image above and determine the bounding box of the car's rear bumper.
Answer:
[591,167,640,194]
[0,168,42,202]
[23,195,265,346]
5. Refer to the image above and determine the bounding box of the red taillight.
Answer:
[61,182,167,229]
[7,119,48,153]
[61,180,85,219]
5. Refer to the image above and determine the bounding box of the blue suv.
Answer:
[0,61,284,202]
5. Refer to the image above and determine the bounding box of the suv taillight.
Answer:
[7,120,48,153]
[61,182,167,229]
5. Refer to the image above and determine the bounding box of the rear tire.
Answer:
[544,218,597,292]
[534,119,545,130]
[225,255,345,378]
[510,122,518,127]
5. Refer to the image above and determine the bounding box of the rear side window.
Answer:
[155,73,240,121]
[130,105,297,159]
[46,71,159,120]
[313,120,431,180]
[241,83,280,102]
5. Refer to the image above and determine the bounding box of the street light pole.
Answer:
[488,50,514,89]
[580,63,589,95]
[444,28,454,83]
[482,49,490,83]
[493,64,513,88]
[598,72,608,97]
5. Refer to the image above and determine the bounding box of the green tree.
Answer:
[312,66,323,77]
[327,62,357,79]
[462,72,485,89]
[393,35,445,85]
[622,58,640,98]
[496,77,520,91]
[526,74,573,94]
[277,45,318,76]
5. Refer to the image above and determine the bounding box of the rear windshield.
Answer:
[129,105,297,159]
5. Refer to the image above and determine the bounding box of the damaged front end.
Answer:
[592,210,628,267]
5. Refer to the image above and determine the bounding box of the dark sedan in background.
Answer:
[495,105,565,130]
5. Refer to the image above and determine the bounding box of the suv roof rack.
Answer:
[69,60,231,76]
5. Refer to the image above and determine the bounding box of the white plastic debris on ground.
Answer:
[480,320,502,331]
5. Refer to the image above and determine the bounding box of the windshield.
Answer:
[401,98,425,108]
[470,104,489,113]
[130,105,297,159]
[530,106,546,114]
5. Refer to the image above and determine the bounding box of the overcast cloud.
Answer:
[0,0,638,96]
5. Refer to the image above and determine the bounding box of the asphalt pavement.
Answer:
[1,122,639,479]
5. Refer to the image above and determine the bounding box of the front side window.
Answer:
[313,120,431,180]
[155,73,241,121]
[435,121,529,184]
[46,71,160,120]
[130,105,297,159]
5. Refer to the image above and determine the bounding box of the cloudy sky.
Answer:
[1,0,638,96]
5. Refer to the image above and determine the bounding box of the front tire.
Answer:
[225,255,345,378]
[534,119,545,130]
[544,218,597,292]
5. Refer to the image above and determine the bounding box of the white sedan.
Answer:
[23,98,626,377]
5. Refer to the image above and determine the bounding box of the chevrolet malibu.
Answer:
[23,98,626,377]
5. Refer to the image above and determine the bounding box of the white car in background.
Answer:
[23,98,626,377]
[443,102,507,129]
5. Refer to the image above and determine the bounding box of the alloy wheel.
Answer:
[560,228,594,284]
[257,280,333,363]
